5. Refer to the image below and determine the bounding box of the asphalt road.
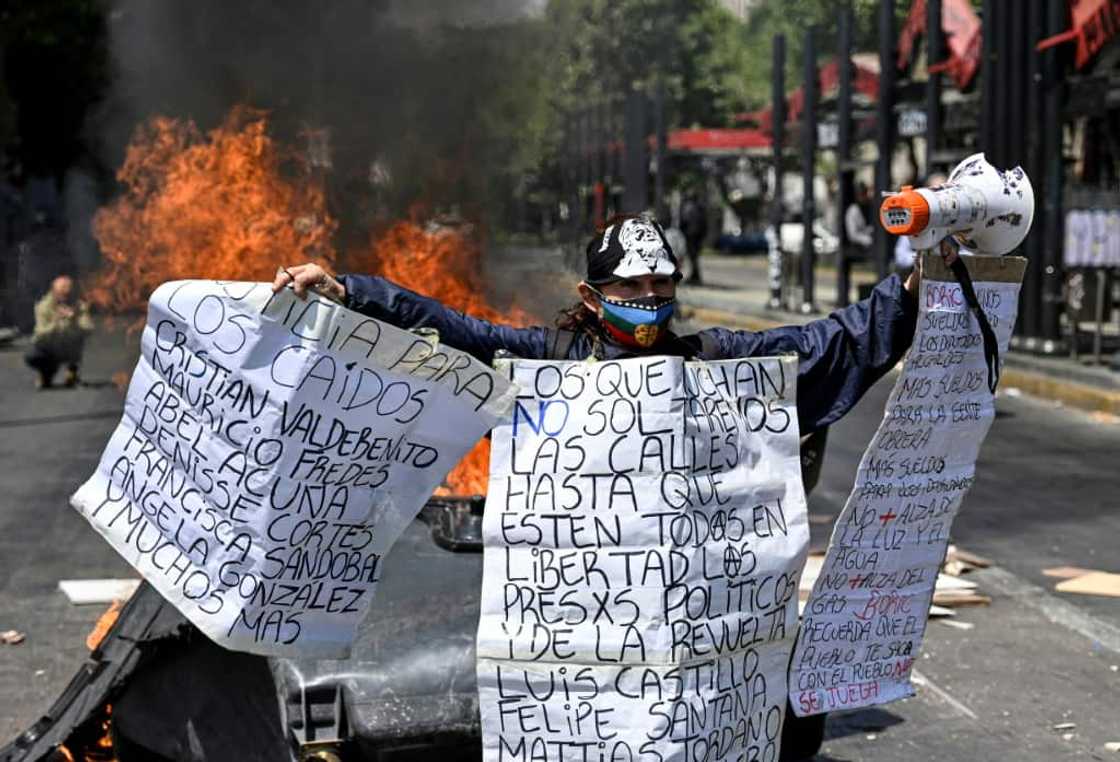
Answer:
[1,312,1118,759]
[804,375,1120,761]
[0,330,135,742]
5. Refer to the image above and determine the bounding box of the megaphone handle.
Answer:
[948,256,1001,394]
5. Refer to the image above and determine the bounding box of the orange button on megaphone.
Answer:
[879,186,930,236]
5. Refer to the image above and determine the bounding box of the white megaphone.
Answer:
[879,152,1035,255]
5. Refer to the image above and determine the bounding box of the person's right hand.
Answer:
[904,237,960,297]
[271,263,346,303]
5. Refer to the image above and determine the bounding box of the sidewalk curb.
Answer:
[998,366,1120,416]
[681,303,1120,416]
[682,305,785,333]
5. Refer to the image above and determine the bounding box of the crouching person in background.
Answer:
[25,275,93,389]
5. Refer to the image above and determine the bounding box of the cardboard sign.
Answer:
[72,280,515,658]
[790,254,1026,716]
[477,356,809,762]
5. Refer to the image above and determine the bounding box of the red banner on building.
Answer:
[1038,0,1120,69]
[734,58,880,132]
[667,128,770,154]
[898,0,982,89]
[1068,0,1120,68]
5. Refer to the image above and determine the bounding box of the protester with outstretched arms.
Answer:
[274,214,954,432]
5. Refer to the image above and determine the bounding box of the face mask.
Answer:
[594,291,675,349]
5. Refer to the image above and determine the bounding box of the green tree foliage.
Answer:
[526,0,759,204]
[736,0,911,109]
[535,0,914,139]
[543,0,751,129]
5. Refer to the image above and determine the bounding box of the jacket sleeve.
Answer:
[702,274,918,432]
[338,273,550,363]
[33,296,59,335]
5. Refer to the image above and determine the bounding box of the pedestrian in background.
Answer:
[845,181,875,261]
[25,275,93,389]
[680,191,708,285]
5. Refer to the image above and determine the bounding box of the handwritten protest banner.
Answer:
[790,254,1026,716]
[477,356,809,762]
[71,280,515,658]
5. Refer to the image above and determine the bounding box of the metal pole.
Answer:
[925,0,943,176]
[586,108,595,229]
[801,25,819,313]
[653,79,668,224]
[769,34,787,310]
[979,0,997,158]
[616,97,625,188]
[1040,0,1066,346]
[1019,0,1043,340]
[1094,273,1106,363]
[590,101,605,230]
[837,1,854,307]
[992,1,1011,168]
[1008,1,1026,177]
[564,115,573,235]
[874,0,896,281]
[623,88,648,213]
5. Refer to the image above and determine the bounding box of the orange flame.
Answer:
[348,219,529,495]
[88,106,335,313]
[91,108,531,495]
[58,704,116,761]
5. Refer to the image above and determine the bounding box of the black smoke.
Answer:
[91,0,546,235]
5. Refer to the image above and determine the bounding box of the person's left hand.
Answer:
[272,263,346,303]
[904,237,960,296]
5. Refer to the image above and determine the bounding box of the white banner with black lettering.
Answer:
[790,254,1026,715]
[477,356,810,762]
[72,280,516,658]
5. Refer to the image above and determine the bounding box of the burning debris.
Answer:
[88,107,337,314]
[362,219,531,496]
[87,106,531,496]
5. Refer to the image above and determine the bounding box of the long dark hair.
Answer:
[555,301,600,333]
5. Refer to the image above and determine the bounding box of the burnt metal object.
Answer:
[0,582,191,762]
[422,496,486,552]
[286,684,350,762]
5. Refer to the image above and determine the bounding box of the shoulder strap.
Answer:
[544,328,578,360]
[949,257,1001,394]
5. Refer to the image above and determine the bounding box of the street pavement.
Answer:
[1,255,1118,758]
[801,374,1120,761]
[0,330,135,742]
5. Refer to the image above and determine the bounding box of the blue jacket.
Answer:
[339,273,918,432]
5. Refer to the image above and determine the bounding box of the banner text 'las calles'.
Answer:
[478,356,810,762]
